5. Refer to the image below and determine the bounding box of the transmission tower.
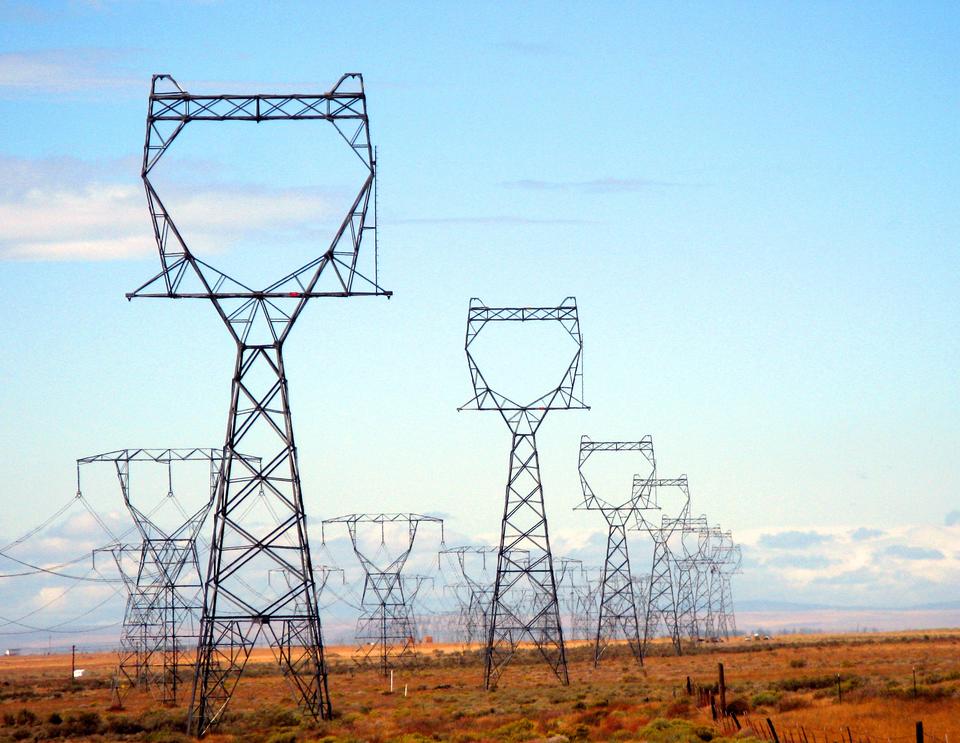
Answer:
[459,298,587,688]
[669,514,710,643]
[574,436,656,666]
[322,514,443,676]
[128,72,389,735]
[439,546,499,648]
[80,448,224,706]
[632,472,690,656]
[716,542,741,638]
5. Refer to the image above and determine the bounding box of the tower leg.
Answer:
[485,431,568,689]
[189,343,331,736]
[594,520,643,666]
[642,539,683,657]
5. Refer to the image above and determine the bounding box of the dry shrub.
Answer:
[724,697,750,716]
[776,693,810,712]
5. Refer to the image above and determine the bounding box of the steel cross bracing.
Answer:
[460,298,587,689]
[717,542,741,638]
[574,436,656,666]
[439,546,500,648]
[553,558,596,642]
[93,544,161,702]
[322,514,443,676]
[128,72,390,736]
[631,474,691,656]
[695,525,728,641]
[79,448,227,706]
[667,514,711,643]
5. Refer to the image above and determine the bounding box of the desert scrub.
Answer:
[776,692,811,711]
[750,690,781,708]
[492,717,537,742]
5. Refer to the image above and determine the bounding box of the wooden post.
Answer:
[916,721,923,743]
[718,662,727,715]
[709,691,717,720]
[71,644,76,681]
[686,675,692,695]
[836,673,842,703]
[768,718,781,743]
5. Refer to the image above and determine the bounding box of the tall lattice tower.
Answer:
[128,73,389,735]
[574,436,656,665]
[459,298,587,688]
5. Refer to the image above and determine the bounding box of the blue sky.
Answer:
[0,1,958,635]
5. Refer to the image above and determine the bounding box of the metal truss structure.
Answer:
[670,514,711,642]
[716,541,741,638]
[439,546,499,648]
[632,473,691,656]
[129,72,389,735]
[322,514,443,676]
[574,437,656,666]
[460,298,587,688]
[81,448,222,706]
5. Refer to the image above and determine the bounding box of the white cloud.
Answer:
[0,49,141,96]
[0,156,342,263]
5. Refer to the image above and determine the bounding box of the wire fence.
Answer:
[717,713,952,743]
[688,669,953,743]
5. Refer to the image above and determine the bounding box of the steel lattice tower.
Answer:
[439,546,500,648]
[669,514,710,642]
[574,436,656,666]
[322,514,442,676]
[632,473,690,656]
[459,298,587,689]
[81,448,223,706]
[128,73,389,735]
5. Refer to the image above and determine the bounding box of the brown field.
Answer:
[1,632,959,742]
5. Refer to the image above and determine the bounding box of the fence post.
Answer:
[836,673,842,703]
[687,675,692,695]
[768,718,781,743]
[916,721,923,743]
[710,691,717,720]
[718,662,727,715]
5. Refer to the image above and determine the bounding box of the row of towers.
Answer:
[89,71,740,736]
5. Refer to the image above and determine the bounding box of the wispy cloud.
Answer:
[851,527,885,541]
[0,49,142,97]
[757,530,833,549]
[0,155,344,262]
[883,544,945,561]
[502,177,693,194]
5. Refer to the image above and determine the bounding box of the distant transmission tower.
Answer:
[322,513,443,676]
[459,298,587,689]
[439,546,499,648]
[670,514,710,643]
[574,436,656,665]
[129,73,389,735]
[632,472,690,656]
[81,448,222,706]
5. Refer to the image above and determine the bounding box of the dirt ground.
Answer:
[0,632,959,742]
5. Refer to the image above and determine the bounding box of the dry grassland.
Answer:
[0,631,958,742]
